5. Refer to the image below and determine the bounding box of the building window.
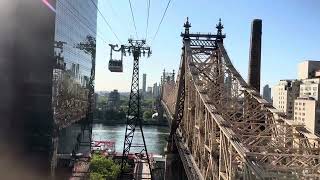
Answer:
[303,103,305,106]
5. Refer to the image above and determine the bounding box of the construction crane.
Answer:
[109,39,153,179]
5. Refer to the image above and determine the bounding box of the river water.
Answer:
[92,124,169,155]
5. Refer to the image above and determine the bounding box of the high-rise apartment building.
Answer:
[294,62,320,135]
[153,83,160,98]
[143,73,147,94]
[147,86,153,95]
[107,89,120,110]
[297,61,320,80]
[272,61,320,136]
[272,80,300,118]
[294,97,320,134]
[263,84,272,103]
[299,78,320,100]
[0,0,97,178]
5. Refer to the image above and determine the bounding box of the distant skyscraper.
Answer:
[263,84,272,102]
[143,74,147,93]
[153,83,160,98]
[147,86,152,94]
[107,89,120,110]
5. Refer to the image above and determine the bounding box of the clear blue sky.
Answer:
[95,0,320,92]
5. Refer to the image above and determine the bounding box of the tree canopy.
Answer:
[90,154,120,180]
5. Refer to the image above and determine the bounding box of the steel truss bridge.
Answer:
[161,19,320,180]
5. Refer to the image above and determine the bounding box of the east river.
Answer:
[92,124,169,155]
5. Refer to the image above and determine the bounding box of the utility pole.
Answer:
[109,39,153,179]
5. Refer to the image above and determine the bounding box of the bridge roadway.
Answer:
[134,158,152,180]
[161,19,320,180]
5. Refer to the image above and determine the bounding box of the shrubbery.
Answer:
[90,154,120,180]
[143,110,153,120]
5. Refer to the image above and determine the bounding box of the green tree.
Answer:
[143,110,153,120]
[97,95,107,109]
[90,154,120,180]
[142,99,153,108]
[90,172,104,180]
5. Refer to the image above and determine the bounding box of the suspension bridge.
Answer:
[159,18,320,180]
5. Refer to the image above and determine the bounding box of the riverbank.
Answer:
[93,119,169,126]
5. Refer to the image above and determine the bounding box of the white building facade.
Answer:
[294,97,320,134]
[272,80,300,118]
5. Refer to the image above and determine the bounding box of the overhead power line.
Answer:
[145,0,150,40]
[90,0,122,43]
[103,0,129,36]
[152,0,172,43]
[128,0,139,39]
[105,0,119,19]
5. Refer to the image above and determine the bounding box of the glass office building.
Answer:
[53,0,98,177]
[53,0,97,147]
[0,0,97,178]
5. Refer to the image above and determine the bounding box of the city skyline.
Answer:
[1,1,320,179]
[94,0,320,91]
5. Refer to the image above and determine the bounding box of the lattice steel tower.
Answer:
[109,39,153,179]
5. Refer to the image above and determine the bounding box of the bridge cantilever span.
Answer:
[161,18,320,180]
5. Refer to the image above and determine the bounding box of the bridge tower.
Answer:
[164,17,228,180]
[161,18,320,180]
